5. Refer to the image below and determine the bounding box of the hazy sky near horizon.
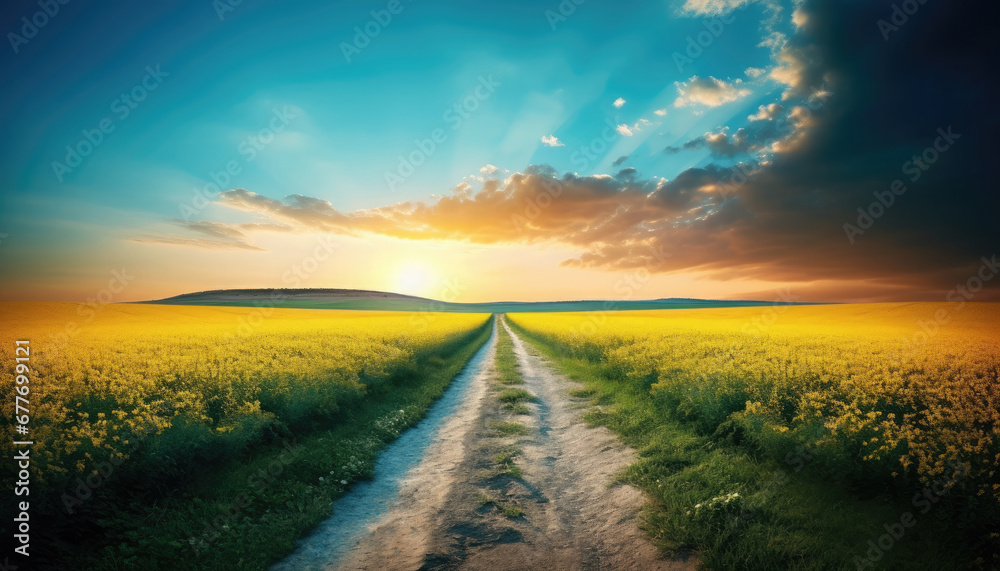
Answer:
[1,0,997,303]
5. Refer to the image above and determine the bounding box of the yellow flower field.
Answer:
[509,303,1000,505]
[0,303,489,490]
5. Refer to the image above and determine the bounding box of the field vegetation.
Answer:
[509,303,1000,569]
[0,302,491,569]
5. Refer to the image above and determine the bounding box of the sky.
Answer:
[0,0,997,303]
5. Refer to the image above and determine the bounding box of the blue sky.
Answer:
[1,0,780,207]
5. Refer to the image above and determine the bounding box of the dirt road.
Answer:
[275,317,696,570]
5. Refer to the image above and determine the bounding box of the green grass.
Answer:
[476,491,523,519]
[497,388,535,403]
[507,318,974,571]
[65,317,495,571]
[492,447,523,479]
[502,465,523,479]
[503,403,530,415]
[503,506,524,518]
[493,447,521,465]
[494,322,524,385]
[493,322,531,415]
[490,421,529,437]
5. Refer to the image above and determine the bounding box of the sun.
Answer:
[395,263,436,296]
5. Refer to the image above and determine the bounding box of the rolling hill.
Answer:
[143,288,815,313]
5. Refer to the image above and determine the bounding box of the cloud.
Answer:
[681,0,753,16]
[612,97,626,108]
[131,219,290,251]
[614,167,638,182]
[179,221,254,241]
[653,108,668,116]
[666,90,824,158]
[194,169,737,252]
[615,118,657,138]
[752,2,827,101]
[480,164,499,174]
[540,134,564,147]
[663,139,704,155]
[745,66,767,79]
[665,127,756,158]
[770,43,826,100]
[758,30,786,51]
[791,6,808,27]
[611,155,629,167]
[673,76,752,108]
[748,103,784,121]
[130,237,267,251]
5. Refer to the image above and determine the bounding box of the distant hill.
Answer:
[144,288,815,313]
[153,288,427,303]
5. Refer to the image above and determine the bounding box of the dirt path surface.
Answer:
[280,317,696,570]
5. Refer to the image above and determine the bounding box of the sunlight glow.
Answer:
[395,263,436,297]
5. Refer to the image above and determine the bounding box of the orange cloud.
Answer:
[142,149,998,301]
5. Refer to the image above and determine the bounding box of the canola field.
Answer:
[0,303,490,497]
[509,303,1000,506]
